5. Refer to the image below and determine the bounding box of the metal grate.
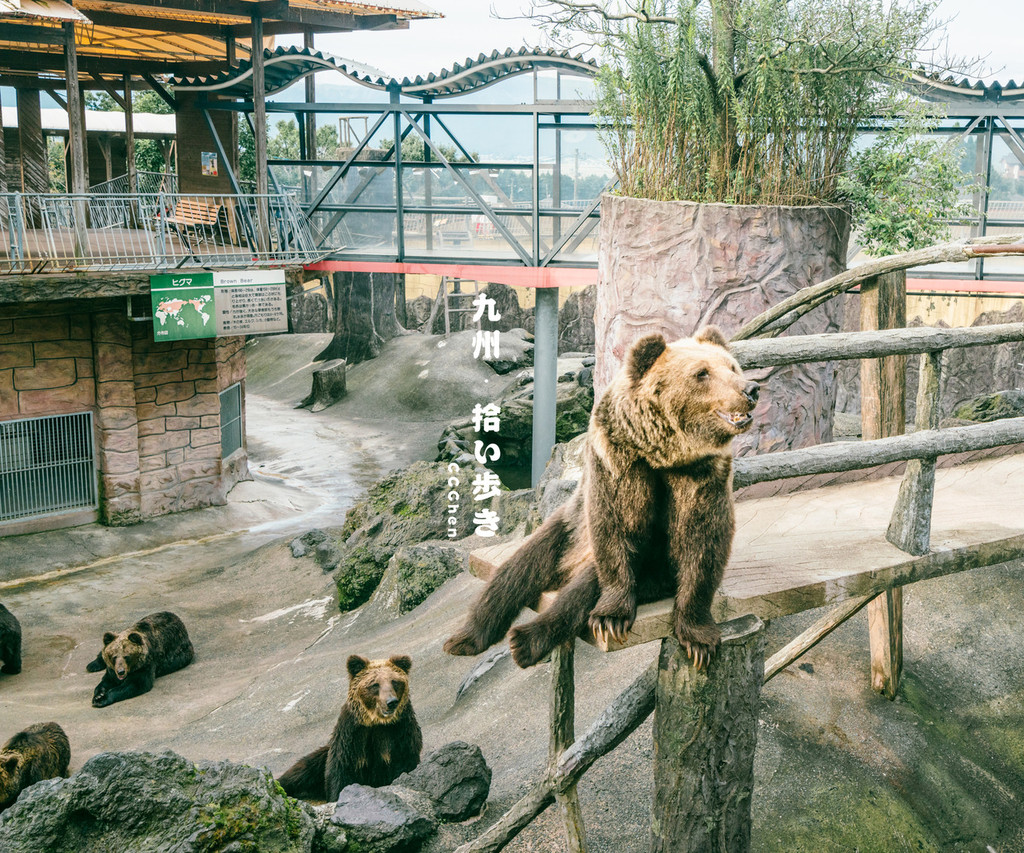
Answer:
[220,383,243,458]
[0,412,97,524]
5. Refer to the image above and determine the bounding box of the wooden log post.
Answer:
[650,615,764,853]
[860,270,906,700]
[550,642,587,852]
[886,351,943,555]
[296,358,347,412]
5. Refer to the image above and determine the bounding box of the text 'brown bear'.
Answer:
[444,327,758,670]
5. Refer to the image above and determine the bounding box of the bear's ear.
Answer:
[347,655,369,679]
[627,334,667,383]
[388,655,412,674]
[695,325,729,350]
[102,632,116,646]
[127,632,144,646]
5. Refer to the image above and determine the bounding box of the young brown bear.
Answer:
[0,603,21,676]
[278,654,422,802]
[445,327,758,670]
[0,722,71,812]
[86,611,194,707]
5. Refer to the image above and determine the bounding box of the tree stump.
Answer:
[297,358,347,412]
[650,615,764,853]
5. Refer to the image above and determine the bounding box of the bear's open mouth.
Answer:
[717,410,752,429]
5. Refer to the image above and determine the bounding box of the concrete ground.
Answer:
[1,332,1023,852]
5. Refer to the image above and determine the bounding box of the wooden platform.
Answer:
[469,452,1024,652]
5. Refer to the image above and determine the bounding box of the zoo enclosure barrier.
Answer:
[457,241,1024,852]
[0,191,322,273]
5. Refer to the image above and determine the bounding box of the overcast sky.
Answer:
[301,0,1024,83]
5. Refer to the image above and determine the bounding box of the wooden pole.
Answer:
[63,24,87,196]
[886,351,943,556]
[650,615,764,853]
[860,269,906,700]
[123,74,136,194]
[550,642,587,852]
[251,12,269,248]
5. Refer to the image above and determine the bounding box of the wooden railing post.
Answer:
[887,351,943,555]
[860,270,906,700]
[550,641,587,852]
[650,616,764,853]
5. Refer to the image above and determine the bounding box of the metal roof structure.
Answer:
[173,45,600,99]
[0,0,440,78]
[909,72,1024,105]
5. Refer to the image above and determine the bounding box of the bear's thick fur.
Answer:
[0,604,21,676]
[0,722,71,812]
[278,654,422,802]
[86,611,194,707]
[445,328,758,669]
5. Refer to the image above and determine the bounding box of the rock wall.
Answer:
[596,196,850,454]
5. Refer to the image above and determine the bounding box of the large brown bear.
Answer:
[278,654,422,802]
[0,604,21,676]
[0,722,71,812]
[445,328,758,669]
[86,611,194,707]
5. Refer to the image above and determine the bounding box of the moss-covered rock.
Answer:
[951,389,1024,423]
[331,461,503,612]
[0,750,316,853]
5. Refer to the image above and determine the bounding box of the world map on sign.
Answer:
[154,294,213,336]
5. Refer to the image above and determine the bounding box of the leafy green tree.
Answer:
[533,0,962,210]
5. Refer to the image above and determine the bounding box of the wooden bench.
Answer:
[164,198,224,253]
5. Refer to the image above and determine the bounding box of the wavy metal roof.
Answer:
[172,45,600,99]
[909,71,1024,102]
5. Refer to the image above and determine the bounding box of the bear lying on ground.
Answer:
[278,654,422,802]
[445,327,758,669]
[0,604,21,676]
[0,722,70,812]
[86,611,194,707]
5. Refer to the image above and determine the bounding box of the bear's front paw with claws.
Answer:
[674,616,721,670]
[588,593,636,647]
[91,686,111,708]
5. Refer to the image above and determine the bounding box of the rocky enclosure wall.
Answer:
[596,196,850,454]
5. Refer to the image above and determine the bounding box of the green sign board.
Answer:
[150,270,287,341]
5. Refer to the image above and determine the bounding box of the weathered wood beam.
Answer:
[44,88,68,111]
[733,233,1024,341]
[93,75,128,110]
[886,351,943,555]
[732,417,1024,487]
[730,323,1024,368]
[0,23,66,45]
[455,656,659,853]
[550,642,586,853]
[860,269,906,701]
[123,74,137,194]
[0,50,226,76]
[763,594,875,682]
[650,618,764,853]
[142,73,177,111]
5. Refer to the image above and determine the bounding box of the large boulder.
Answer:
[331,784,436,853]
[366,540,469,617]
[331,461,496,611]
[0,750,317,853]
[395,742,491,822]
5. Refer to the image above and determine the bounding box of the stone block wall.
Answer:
[1,299,248,532]
[0,305,95,419]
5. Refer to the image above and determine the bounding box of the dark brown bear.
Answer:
[86,611,194,707]
[445,327,758,670]
[278,654,422,802]
[0,603,21,676]
[0,722,71,812]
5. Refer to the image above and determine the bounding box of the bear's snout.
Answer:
[743,381,760,406]
[384,696,400,713]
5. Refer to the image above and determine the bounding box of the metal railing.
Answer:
[90,171,179,196]
[0,191,324,273]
